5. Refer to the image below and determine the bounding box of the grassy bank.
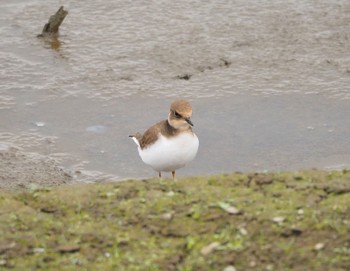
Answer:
[0,170,349,270]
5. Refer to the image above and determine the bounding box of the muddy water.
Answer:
[1,0,350,186]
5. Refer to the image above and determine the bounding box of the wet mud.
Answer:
[0,145,71,190]
[1,0,350,185]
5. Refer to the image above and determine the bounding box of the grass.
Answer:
[0,169,349,270]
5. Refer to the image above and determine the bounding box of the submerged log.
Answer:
[38,6,68,36]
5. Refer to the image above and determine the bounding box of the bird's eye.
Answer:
[174,111,182,118]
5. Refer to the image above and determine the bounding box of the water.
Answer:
[1,0,350,183]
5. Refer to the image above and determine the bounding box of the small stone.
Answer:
[314,243,325,251]
[280,227,303,237]
[219,202,241,215]
[57,244,80,253]
[297,209,304,215]
[254,175,274,185]
[200,242,220,256]
[272,216,285,224]
[223,265,237,271]
[238,227,248,236]
[225,206,241,215]
[33,247,45,253]
[0,260,7,266]
[161,213,173,221]
[40,207,57,213]
[249,260,256,267]
[166,191,175,197]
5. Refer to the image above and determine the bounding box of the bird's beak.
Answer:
[185,118,194,126]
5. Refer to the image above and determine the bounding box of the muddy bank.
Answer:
[0,142,119,190]
[0,170,349,270]
[0,144,72,190]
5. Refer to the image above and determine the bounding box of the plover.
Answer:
[130,99,199,180]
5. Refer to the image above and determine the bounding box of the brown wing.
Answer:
[139,121,164,149]
[138,119,193,149]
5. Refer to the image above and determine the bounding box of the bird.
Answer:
[129,99,199,180]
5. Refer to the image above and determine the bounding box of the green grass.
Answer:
[0,169,350,270]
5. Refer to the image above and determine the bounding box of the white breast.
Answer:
[138,132,199,172]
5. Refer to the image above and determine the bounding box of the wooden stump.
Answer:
[38,6,68,37]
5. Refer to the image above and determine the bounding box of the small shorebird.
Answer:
[130,99,199,180]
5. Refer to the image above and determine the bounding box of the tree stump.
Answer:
[38,6,68,37]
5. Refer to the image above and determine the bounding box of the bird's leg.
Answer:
[158,172,165,185]
[172,171,176,181]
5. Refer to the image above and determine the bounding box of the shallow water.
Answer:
[1,0,350,182]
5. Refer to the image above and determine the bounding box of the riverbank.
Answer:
[0,169,349,270]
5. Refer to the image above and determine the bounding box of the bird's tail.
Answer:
[129,133,141,147]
